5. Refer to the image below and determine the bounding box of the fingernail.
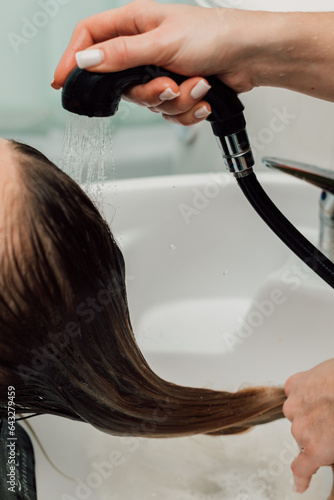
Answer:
[159,88,180,101]
[190,79,211,100]
[75,49,104,69]
[194,105,211,119]
[51,79,61,90]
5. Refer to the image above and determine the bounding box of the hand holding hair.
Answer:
[283,359,334,494]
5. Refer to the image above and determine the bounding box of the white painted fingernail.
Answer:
[190,79,211,100]
[51,79,61,90]
[75,49,104,69]
[194,105,211,119]
[159,88,180,101]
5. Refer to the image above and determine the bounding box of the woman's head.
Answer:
[0,140,285,436]
[0,139,132,425]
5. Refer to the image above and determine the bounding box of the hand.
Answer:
[283,359,334,493]
[53,0,260,90]
[52,0,334,123]
[52,0,267,126]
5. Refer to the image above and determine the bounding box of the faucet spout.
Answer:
[262,156,334,194]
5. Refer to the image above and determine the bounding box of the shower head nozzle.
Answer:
[61,67,127,117]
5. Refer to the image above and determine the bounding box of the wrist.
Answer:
[215,9,334,101]
[251,12,310,87]
[213,8,285,93]
[248,11,334,100]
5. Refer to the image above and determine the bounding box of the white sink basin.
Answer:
[109,171,332,390]
[25,171,333,499]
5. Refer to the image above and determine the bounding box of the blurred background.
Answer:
[1,0,334,178]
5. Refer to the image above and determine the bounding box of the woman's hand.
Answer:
[52,0,334,124]
[53,0,260,90]
[283,359,334,493]
[52,0,267,125]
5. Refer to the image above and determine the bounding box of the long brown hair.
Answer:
[0,140,285,437]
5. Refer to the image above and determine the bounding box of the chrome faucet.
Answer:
[262,157,334,261]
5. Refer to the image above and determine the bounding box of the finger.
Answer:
[282,396,300,422]
[78,29,167,71]
[291,451,319,493]
[284,372,303,397]
[53,11,114,89]
[152,78,211,115]
[123,76,211,119]
[53,0,158,88]
[143,76,212,125]
[282,398,293,421]
[53,30,165,89]
[162,101,211,126]
[122,77,181,107]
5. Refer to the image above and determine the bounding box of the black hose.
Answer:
[236,171,334,289]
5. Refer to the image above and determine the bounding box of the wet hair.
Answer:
[0,140,285,437]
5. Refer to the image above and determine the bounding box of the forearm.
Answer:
[242,11,334,101]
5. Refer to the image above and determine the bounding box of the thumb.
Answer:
[291,451,318,493]
[75,32,163,73]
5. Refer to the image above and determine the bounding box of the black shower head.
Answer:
[62,66,161,118]
[61,65,254,174]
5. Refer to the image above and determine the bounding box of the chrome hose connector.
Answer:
[216,129,254,177]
